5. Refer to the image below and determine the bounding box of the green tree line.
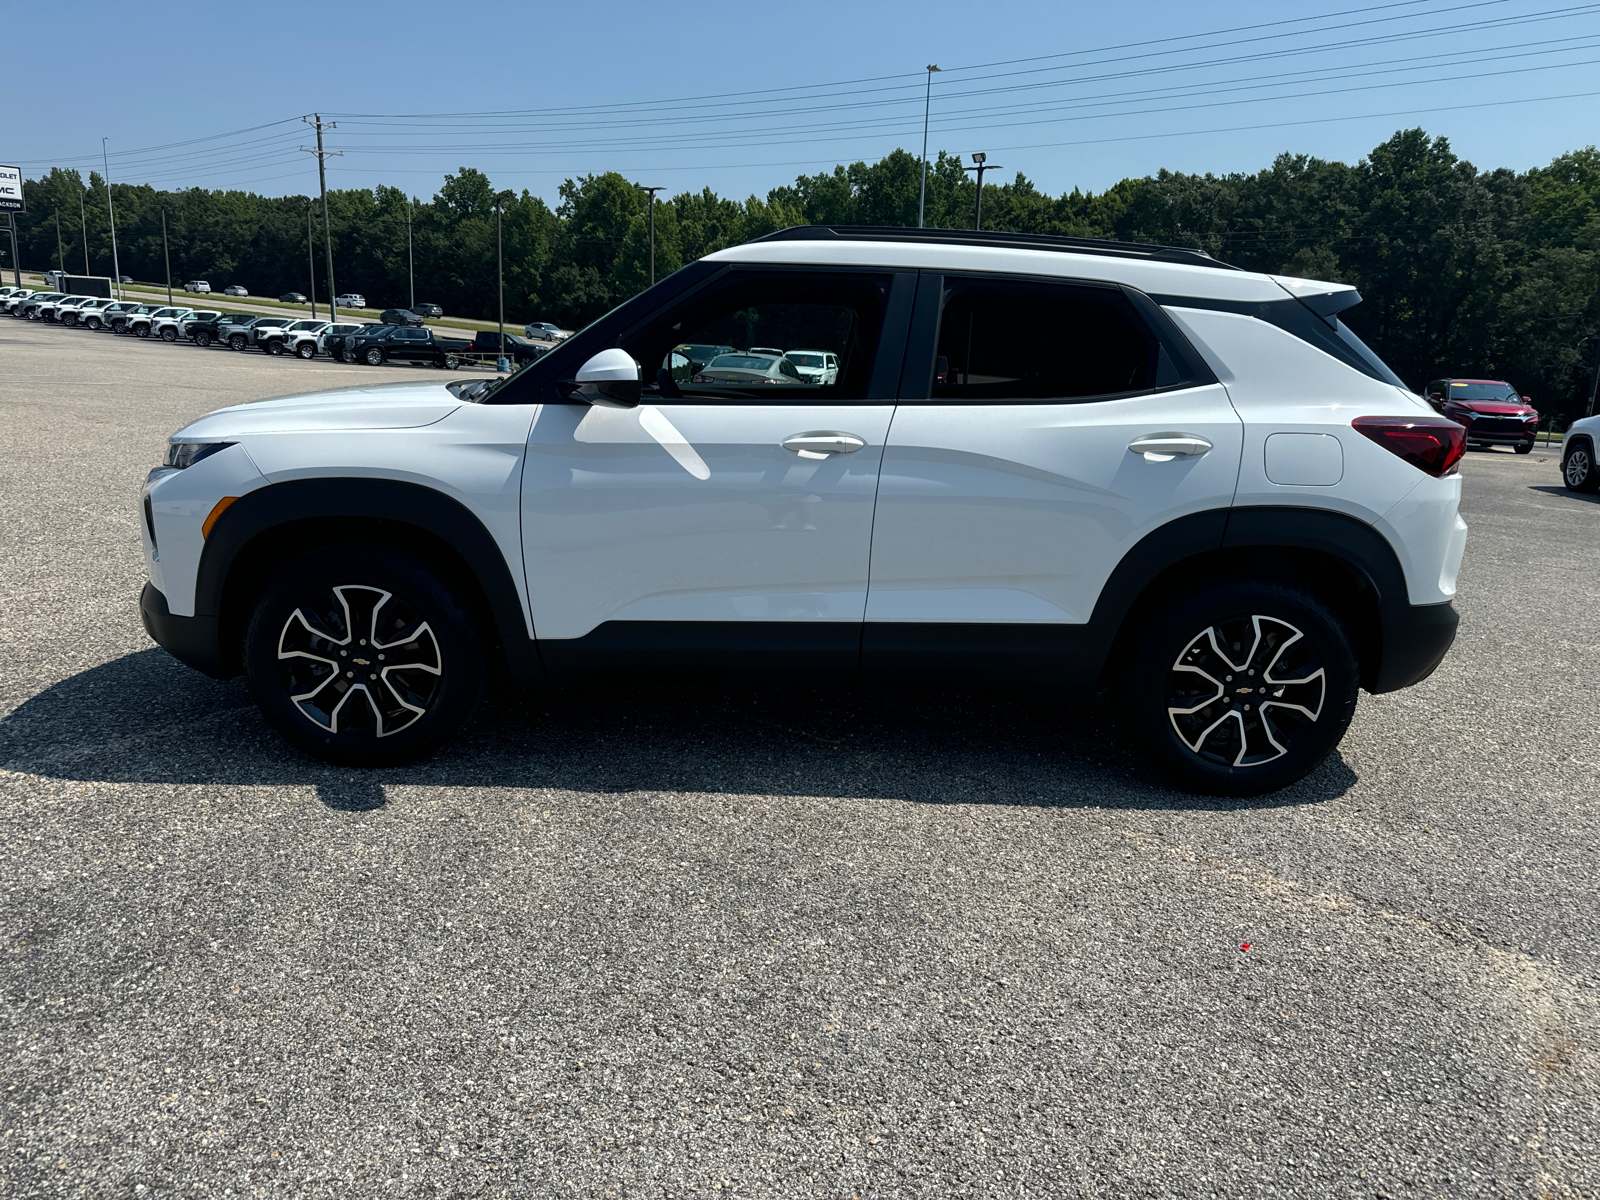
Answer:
[10,128,1600,421]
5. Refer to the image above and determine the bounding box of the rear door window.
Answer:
[924,277,1182,401]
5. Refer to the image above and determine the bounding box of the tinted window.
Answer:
[931,279,1161,400]
[1447,382,1519,402]
[623,271,891,402]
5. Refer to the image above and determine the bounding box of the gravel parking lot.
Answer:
[1,317,1596,1198]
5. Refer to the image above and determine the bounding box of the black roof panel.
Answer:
[750,225,1240,271]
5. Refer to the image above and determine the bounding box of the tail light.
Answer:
[1351,415,1466,477]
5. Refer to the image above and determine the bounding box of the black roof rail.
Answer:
[749,225,1241,271]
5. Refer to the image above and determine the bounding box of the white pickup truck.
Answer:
[128,306,195,339]
[258,318,330,357]
[59,297,117,327]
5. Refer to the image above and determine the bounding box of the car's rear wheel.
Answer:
[296,341,316,359]
[1564,439,1599,493]
[243,545,485,767]
[364,346,385,366]
[1119,580,1359,796]
[161,326,178,342]
[228,334,247,351]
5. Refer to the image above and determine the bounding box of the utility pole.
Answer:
[407,203,414,310]
[306,203,317,320]
[102,138,122,297]
[55,209,64,272]
[918,64,941,229]
[496,199,507,372]
[302,115,342,320]
[962,153,1000,231]
[78,187,90,274]
[5,216,18,288]
[161,209,172,304]
[634,185,664,285]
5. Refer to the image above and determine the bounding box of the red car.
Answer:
[1424,377,1539,454]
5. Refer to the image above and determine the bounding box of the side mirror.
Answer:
[573,348,641,408]
[1523,395,1532,404]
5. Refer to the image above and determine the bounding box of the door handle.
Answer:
[783,432,866,459]
[1128,433,1213,462]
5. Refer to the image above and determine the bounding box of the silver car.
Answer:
[690,352,806,386]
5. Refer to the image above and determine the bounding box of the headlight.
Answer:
[166,441,235,469]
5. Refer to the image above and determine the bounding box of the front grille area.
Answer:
[1469,417,1530,437]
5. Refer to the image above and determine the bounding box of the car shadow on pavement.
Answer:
[0,647,1357,813]
[1527,484,1600,506]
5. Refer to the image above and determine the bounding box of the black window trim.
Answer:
[492,261,917,408]
[895,270,1218,405]
[1152,293,1407,389]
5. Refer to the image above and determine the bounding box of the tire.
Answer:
[63,313,77,327]
[228,334,247,351]
[342,348,357,364]
[194,330,212,348]
[26,309,39,320]
[242,545,485,766]
[296,341,316,359]
[1514,442,1533,455]
[444,355,459,370]
[1564,439,1599,493]
[135,323,151,338]
[85,316,102,331]
[265,339,283,356]
[364,346,385,366]
[1119,580,1360,796]
[161,326,178,342]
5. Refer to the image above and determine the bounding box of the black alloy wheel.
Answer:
[135,323,151,338]
[296,341,316,359]
[243,545,484,766]
[1564,440,1599,493]
[1515,442,1533,454]
[63,313,77,327]
[161,326,178,342]
[265,339,284,355]
[364,346,385,366]
[194,330,212,348]
[342,348,357,364]
[1120,580,1359,796]
[228,333,247,351]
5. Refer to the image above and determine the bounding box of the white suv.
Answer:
[138,227,1467,794]
[1559,413,1600,492]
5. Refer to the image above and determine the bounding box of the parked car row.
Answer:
[0,285,550,369]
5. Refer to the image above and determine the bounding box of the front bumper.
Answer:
[1372,599,1459,693]
[140,582,229,678]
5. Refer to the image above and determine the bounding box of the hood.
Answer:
[172,381,462,439]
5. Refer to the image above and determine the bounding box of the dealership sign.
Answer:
[0,165,22,212]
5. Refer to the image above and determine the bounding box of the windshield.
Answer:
[787,353,824,367]
[1448,382,1519,402]
[709,355,777,370]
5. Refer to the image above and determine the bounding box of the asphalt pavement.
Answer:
[0,316,1595,1198]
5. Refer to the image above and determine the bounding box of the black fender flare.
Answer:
[1087,505,1453,694]
[198,478,541,683]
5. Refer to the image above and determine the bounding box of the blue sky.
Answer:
[10,0,1600,204]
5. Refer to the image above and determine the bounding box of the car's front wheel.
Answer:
[342,348,357,364]
[1119,580,1359,796]
[228,334,247,351]
[296,341,316,359]
[1564,439,1599,493]
[364,346,385,366]
[243,545,485,766]
[161,326,178,342]
[85,316,102,330]
[135,323,151,338]
[194,330,212,348]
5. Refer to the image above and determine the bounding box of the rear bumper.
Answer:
[1372,599,1458,693]
[140,582,230,679]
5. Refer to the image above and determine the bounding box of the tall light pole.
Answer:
[634,184,664,285]
[161,209,172,304]
[496,197,507,373]
[406,202,414,310]
[302,115,342,320]
[55,209,64,272]
[918,64,941,229]
[77,186,90,275]
[101,138,122,297]
[306,202,318,321]
[962,153,1000,231]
